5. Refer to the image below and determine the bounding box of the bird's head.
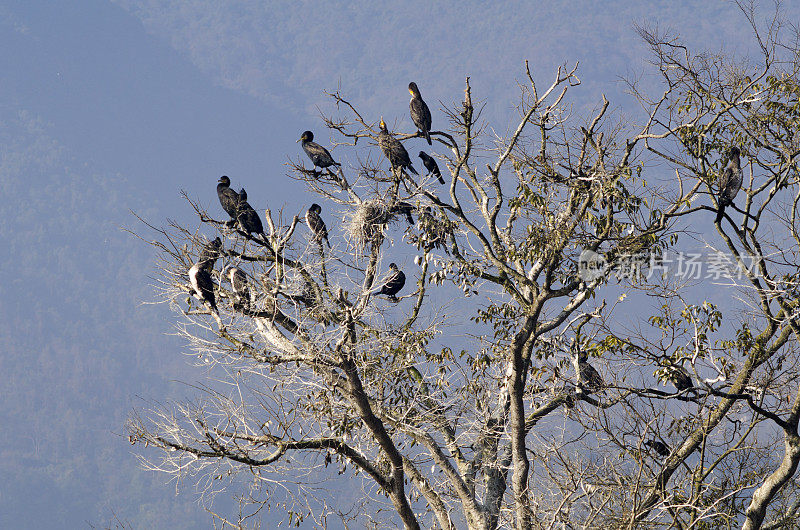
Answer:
[408,82,419,96]
[379,117,387,131]
[239,188,247,200]
[389,262,398,271]
[298,130,313,143]
[218,175,231,186]
[729,146,740,157]
[418,151,426,158]
[219,265,234,283]
[211,237,222,248]
[310,203,321,213]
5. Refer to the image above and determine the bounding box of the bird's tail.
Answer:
[424,130,432,145]
[437,174,445,185]
[408,163,419,176]
[715,203,725,224]
[316,237,331,252]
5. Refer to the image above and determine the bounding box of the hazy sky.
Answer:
[1,1,793,528]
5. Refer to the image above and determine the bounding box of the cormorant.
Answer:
[378,117,418,176]
[573,350,604,392]
[716,147,742,223]
[298,131,341,172]
[198,237,222,271]
[373,263,405,302]
[419,151,444,184]
[217,176,240,224]
[408,82,432,145]
[189,260,218,315]
[392,201,415,224]
[306,203,331,248]
[235,187,266,241]
[227,266,250,310]
[669,366,693,393]
[644,440,669,457]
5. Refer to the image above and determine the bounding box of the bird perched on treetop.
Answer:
[378,117,418,176]
[392,201,415,224]
[298,131,341,173]
[715,147,742,224]
[418,151,444,184]
[226,266,250,311]
[644,440,669,457]
[667,366,697,393]
[306,203,330,248]
[668,365,694,393]
[573,349,604,393]
[235,188,266,242]
[198,237,222,272]
[217,176,240,225]
[188,259,218,315]
[408,82,432,145]
[373,263,406,302]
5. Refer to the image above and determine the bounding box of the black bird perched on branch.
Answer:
[298,130,341,173]
[235,188,266,241]
[408,82,432,145]
[378,117,418,176]
[188,259,218,315]
[198,237,222,271]
[644,440,669,457]
[373,263,405,302]
[715,147,742,223]
[306,203,330,248]
[573,350,604,392]
[419,151,444,184]
[392,201,415,224]
[668,365,694,393]
[217,176,240,225]
[226,266,250,310]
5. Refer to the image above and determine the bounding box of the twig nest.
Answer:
[347,200,391,247]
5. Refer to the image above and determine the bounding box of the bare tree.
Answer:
[128,5,800,528]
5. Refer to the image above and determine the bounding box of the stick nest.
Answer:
[346,200,392,247]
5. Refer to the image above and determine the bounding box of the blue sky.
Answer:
[1,1,793,527]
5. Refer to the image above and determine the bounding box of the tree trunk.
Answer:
[743,433,800,530]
